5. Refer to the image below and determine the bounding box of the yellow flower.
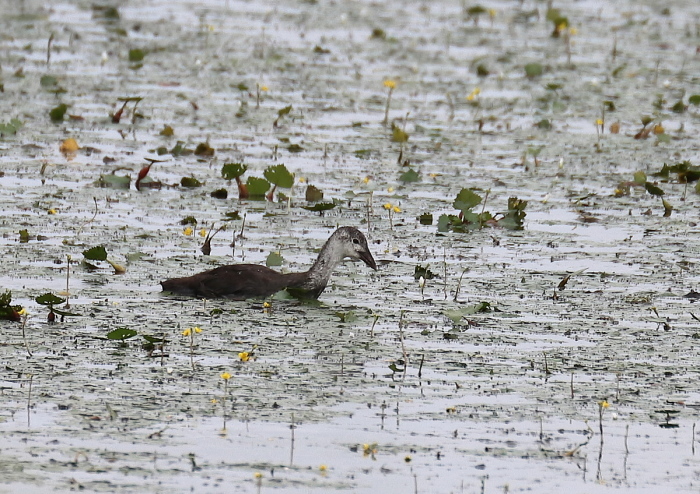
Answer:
[595,118,604,126]
[194,327,202,333]
[319,464,327,472]
[182,328,191,336]
[199,228,207,237]
[220,372,231,380]
[17,308,27,316]
[48,208,58,215]
[254,472,263,479]
[383,79,396,89]
[263,301,271,309]
[211,398,218,404]
[404,456,412,462]
[383,203,392,210]
[557,21,568,32]
[260,85,269,92]
[239,352,250,362]
[362,176,370,184]
[387,187,394,193]
[183,226,193,236]
[569,27,578,36]
[392,206,401,213]
[488,8,496,18]
[466,87,481,101]
[298,177,306,183]
[599,400,610,408]
[653,124,665,135]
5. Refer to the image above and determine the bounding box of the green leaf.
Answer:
[223,211,241,221]
[399,168,420,183]
[159,125,174,136]
[180,176,202,187]
[143,335,167,344]
[49,103,68,123]
[0,118,22,136]
[305,185,324,202]
[246,177,271,198]
[128,49,145,62]
[266,251,284,267]
[662,198,673,217]
[656,133,671,144]
[644,182,665,196]
[414,265,436,280]
[194,142,215,157]
[391,124,409,143]
[107,327,137,340]
[301,202,336,213]
[35,293,65,306]
[453,188,482,213]
[689,95,700,106]
[222,163,247,180]
[40,75,58,87]
[633,171,647,185]
[51,307,81,317]
[536,119,552,130]
[180,216,197,225]
[97,173,131,189]
[418,213,433,225]
[287,144,304,153]
[277,105,293,117]
[264,164,294,188]
[524,63,543,78]
[83,245,108,261]
[335,311,357,323]
[671,100,686,113]
[354,149,372,159]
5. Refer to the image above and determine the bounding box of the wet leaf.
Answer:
[689,95,700,106]
[223,211,241,221]
[557,268,587,291]
[159,125,174,136]
[305,185,324,202]
[288,143,304,153]
[399,168,420,183]
[536,119,552,130]
[335,311,357,323]
[180,177,202,187]
[97,173,131,189]
[49,103,68,122]
[222,163,248,180]
[354,149,372,159]
[107,327,138,340]
[266,251,284,267]
[662,198,673,217]
[180,216,197,225]
[83,245,108,261]
[35,293,65,306]
[264,164,294,188]
[277,105,292,118]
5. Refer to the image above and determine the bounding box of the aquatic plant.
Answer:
[382,80,396,126]
[0,291,23,321]
[35,293,79,323]
[82,246,126,274]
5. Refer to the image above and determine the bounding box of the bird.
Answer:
[161,226,377,299]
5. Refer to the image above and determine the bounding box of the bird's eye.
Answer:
[352,238,360,245]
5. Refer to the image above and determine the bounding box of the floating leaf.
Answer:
[222,163,247,180]
[264,164,294,188]
[266,251,284,267]
[662,198,673,217]
[18,229,30,243]
[49,103,68,123]
[689,95,700,106]
[128,49,145,62]
[287,143,304,153]
[524,63,543,78]
[418,213,433,225]
[414,265,436,280]
[107,327,138,340]
[83,245,108,261]
[335,311,357,323]
[354,149,372,159]
[160,125,174,136]
[35,293,66,306]
[97,173,131,189]
[180,177,202,187]
[223,211,242,221]
[399,168,420,183]
[0,118,23,136]
[302,202,337,213]
[536,119,552,130]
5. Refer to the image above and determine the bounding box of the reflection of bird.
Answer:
[161,227,377,299]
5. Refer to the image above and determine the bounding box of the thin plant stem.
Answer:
[21,313,32,357]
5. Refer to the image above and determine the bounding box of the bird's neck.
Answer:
[297,235,345,294]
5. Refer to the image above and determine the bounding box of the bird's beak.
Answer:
[360,250,377,271]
